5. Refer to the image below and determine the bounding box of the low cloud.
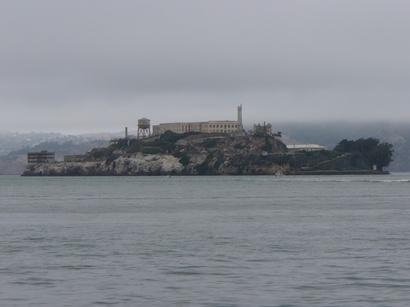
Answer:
[1,0,410,132]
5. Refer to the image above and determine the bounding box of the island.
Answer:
[22,131,393,176]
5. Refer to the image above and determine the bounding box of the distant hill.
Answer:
[0,132,119,174]
[0,132,63,156]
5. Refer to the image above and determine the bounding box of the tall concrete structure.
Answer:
[237,104,243,128]
[152,106,243,136]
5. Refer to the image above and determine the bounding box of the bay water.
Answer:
[1,174,410,306]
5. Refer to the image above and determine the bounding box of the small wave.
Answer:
[11,277,58,286]
[165,270,203,276]
[377,179,410,183]
[355,179,410,183]
[280,178,410,183]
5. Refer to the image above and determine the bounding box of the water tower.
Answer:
[137,118,151,139]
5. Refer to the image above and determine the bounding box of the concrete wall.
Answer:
[204,121,241,133]
[153,122,204,135]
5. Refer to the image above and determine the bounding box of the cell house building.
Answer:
[152,105,243,136]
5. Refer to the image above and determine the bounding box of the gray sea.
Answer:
[1,174,410,306]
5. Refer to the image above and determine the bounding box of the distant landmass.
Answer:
[22,130,392,176]
[1,122,408,175]
[0,132,116,175]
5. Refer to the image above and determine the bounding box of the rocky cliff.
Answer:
[23,154,184,176]
[23,132,289,176]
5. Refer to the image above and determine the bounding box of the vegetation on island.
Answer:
[285,138,393,173]
[334,138,394,171]
[23,131,394,176]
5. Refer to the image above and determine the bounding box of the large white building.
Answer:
[152,105,243,136]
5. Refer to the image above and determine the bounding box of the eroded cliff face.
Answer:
[23,154,184,176]
[176,134,288,175]
[23,133,290,176]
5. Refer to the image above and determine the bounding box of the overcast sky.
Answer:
[1,0,410,133]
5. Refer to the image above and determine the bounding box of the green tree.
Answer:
[334,138,393,170]
[368,142,394,170]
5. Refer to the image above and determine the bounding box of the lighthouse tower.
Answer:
[237,104,243,129]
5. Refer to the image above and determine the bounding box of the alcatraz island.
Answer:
[23,106,393,176]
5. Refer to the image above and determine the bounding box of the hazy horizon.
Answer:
[2,118,410,136]
[2,0,410,133]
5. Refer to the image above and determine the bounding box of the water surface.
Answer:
[1,174,410,306]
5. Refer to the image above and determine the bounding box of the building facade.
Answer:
[253,122,273,136]
[152,106,243,136]
[152,120,241,135]
[27,151,55,164]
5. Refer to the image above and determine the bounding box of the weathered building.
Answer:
[27,151,55,164]
[253,122,273,136]
[152,105,243,136]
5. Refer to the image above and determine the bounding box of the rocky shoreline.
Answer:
[289,170,389,176]
[22,153,288,176]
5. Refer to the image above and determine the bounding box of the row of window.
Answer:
[209,130,233,133]
[209,124,239,129]
[155,124,240,134]
[179,126,195,131]
[173,125,239,131]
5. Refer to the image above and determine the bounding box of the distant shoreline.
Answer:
[289,170,389,175]
[21,170,389,177]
